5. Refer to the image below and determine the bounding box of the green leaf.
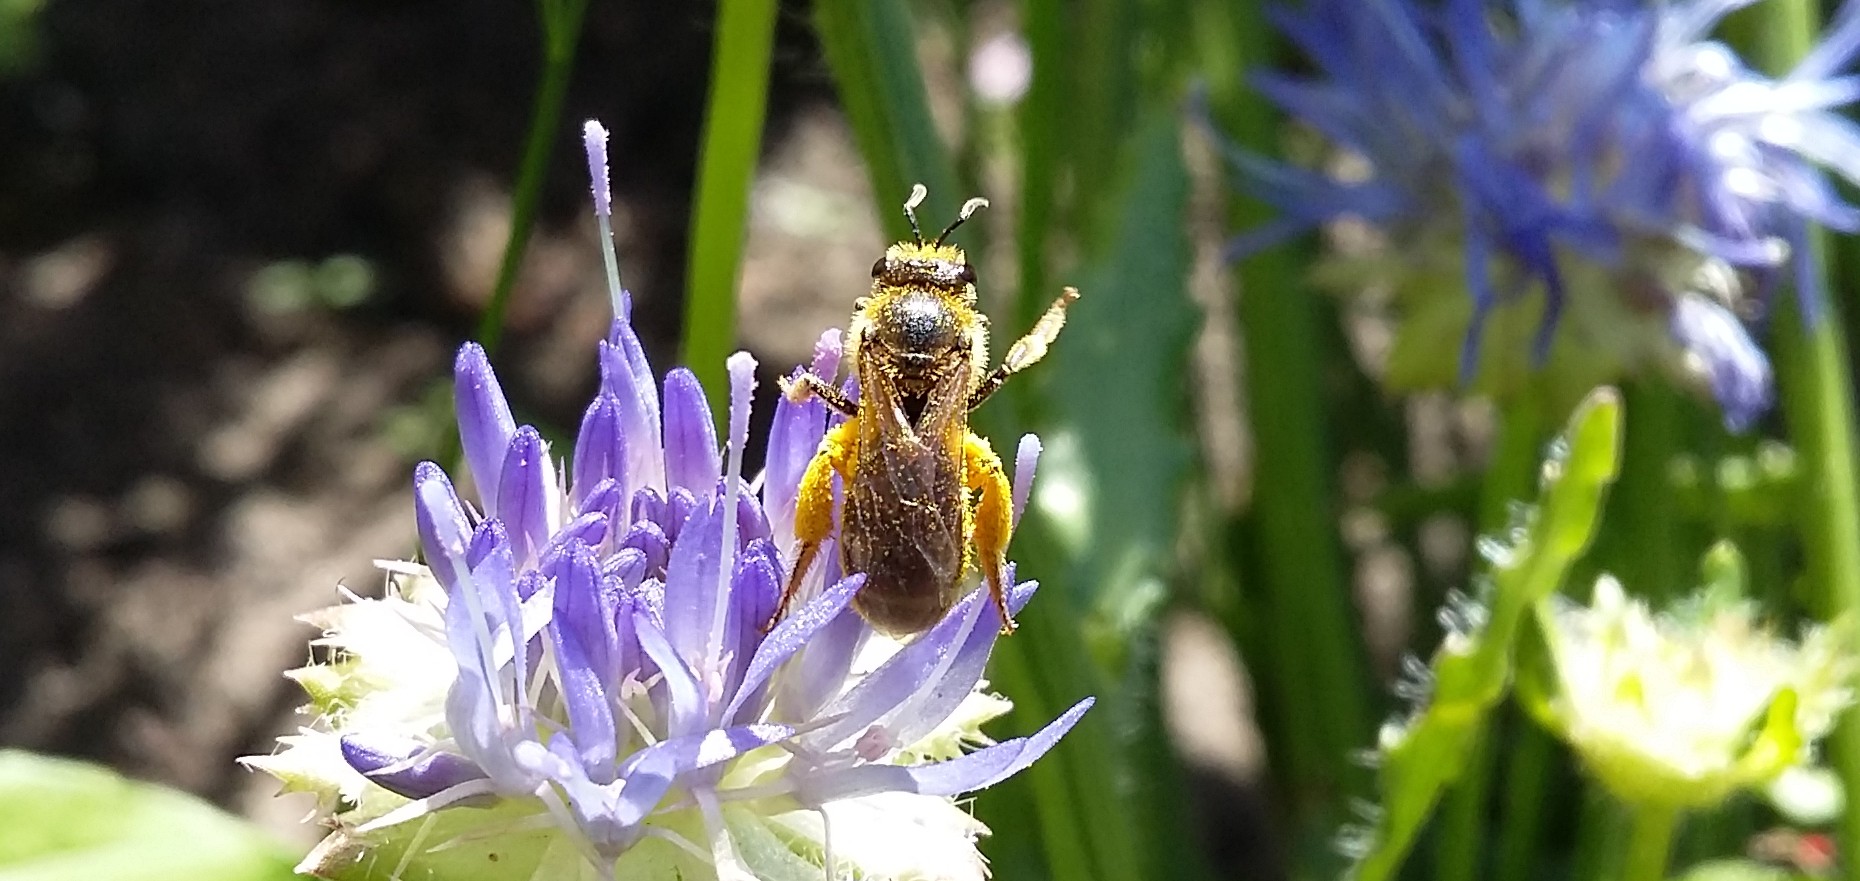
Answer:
[1040,112,1195,652]
[812,0,961,239]
[1348,388,1624,881]
[0,751,298,881]
[681,0,781,409]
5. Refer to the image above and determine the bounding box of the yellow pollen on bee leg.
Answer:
[768,422,859,631]
[963,431,1017,635]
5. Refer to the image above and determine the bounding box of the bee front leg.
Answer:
[962,431,1018,635]
[767,421,859,632]
[779,371,859,418]
[967,286,1079,411]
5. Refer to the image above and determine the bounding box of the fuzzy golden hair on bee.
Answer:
[868,185,988,304]
[769,182,1078,638]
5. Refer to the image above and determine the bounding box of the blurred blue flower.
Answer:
[1213,0,1860,428]
[245,122,1091,881]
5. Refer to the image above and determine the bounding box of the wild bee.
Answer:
[768,185,1078,637]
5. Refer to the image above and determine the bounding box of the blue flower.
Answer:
[243,122,1092,881]
[1212,0,1860,429]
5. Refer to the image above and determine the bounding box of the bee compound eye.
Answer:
[956,263,977,284]
[871,257,888,278]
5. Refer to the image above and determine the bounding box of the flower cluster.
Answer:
[1536,575,1855,811]
[243,123,1091,881]
[1214,0,1860,428]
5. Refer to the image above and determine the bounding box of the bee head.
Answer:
[869,185,986,301]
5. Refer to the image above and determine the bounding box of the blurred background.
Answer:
[1,1,1856,880]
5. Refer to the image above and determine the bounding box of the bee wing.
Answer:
[848,357,969,581]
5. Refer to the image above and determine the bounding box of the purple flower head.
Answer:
[248,120,1090,881]
[1212,0,1860,429]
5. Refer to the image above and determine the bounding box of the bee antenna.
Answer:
[903,184,929,245]
[933,197,990,246]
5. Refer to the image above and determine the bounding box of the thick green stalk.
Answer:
[1618,805,1680,881]
[475,0,588,353]
[1606,383,1686,601]
[1491,728,1556,881]
[1437,400,1546,881]
[1748,4,1860,876]
[681,0,780,409]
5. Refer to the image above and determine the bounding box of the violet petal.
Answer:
[572,394,629,510]
[801,587,986,752]
[724,572,865,723]
[795,697,1094,804]
[887,575,1038,748]
[661,368,722,493]
[599,327,664,493]
[494,426,556,563]
[412,462,472,588]
[453,343,516,504]
[762,375,826,551]
[779,550,865,719]
[631,611,707,739]
[340,734,489,801]
[546,540,618,781]
[660,491,725,664]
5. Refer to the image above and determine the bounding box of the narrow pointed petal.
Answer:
[412,462,472,588]
[779,552,865,719]
[763,369,828,550]
[795,697,1095,804]
[803,589,987,752]
[632,612,707,739]
[661,491,726,663]
[1010,434,1040,527]
[453,343,516,504]
[1670,295,1774,430]
[723,539,782,698]
[573,394,629,510]
[441,522,538,793]
[547,540,619,781]
[599,329,664,492]
[614,723,795,809]
[724,573,865,723]
[886,576,1039,749]
[495,427,556,563]
[662,368,722,492]
[339,735,489,801]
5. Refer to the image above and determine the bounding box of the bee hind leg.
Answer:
[963,431,1018,635]
[767,421,858,632]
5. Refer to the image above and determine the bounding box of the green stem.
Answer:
[474,0,588,354]
[1438,399,1545,881]
[681,0,780,409]
[1610,382,1686,600]
[1747,5,1860,878]
[1492,727,1556,881]
[1618,805,1679,881]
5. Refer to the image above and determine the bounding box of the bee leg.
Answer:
[962,431,1018,635]
[767,421,859,632]
[779,371,859,418]
[967,286,1079,411]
